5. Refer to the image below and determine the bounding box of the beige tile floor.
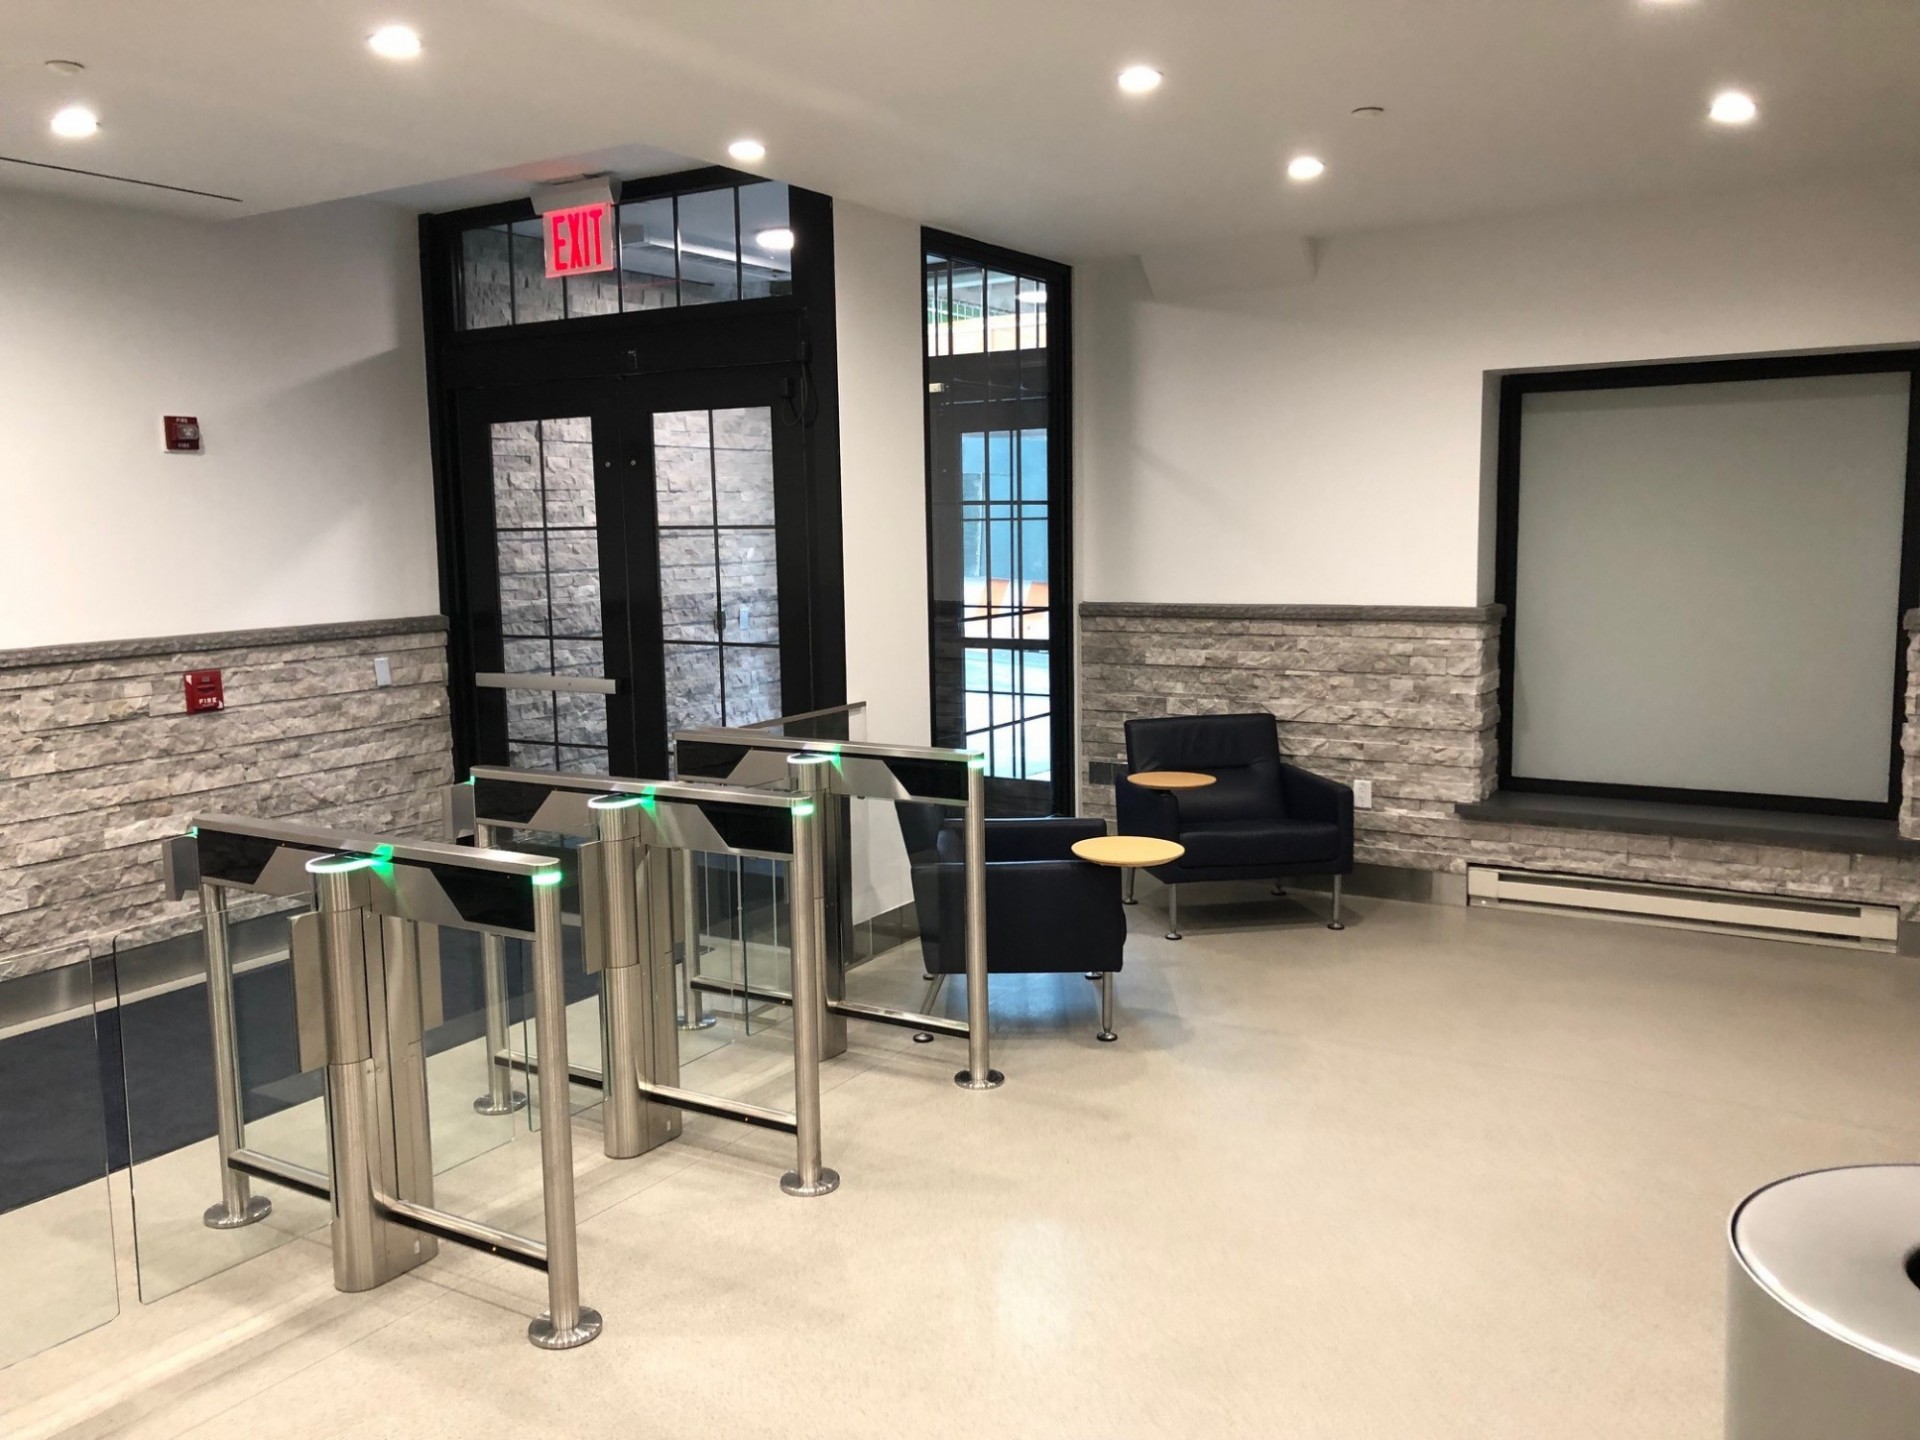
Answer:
[8,890,1920,1439]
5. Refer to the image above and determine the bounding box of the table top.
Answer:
[1127,770,1217,791]
[1072,835,1186,868]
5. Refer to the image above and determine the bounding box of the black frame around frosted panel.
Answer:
[1493,348,1920,819]
[922,229,1074,817]
[420,168,845,780]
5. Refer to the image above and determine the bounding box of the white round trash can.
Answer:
[1727,1165,1920,1439]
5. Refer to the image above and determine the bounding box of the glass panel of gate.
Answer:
[736,857,789,1037]
[496,842,604,1128]
[417,923,538,1172]
[673,850,731,1066]
[0,958,118,1367]
[678,850,795,1110]
[116,904,331,1303]
[408,932,551,1241]
[842,796,945,1020]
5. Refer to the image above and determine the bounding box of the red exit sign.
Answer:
[544,202,613,279]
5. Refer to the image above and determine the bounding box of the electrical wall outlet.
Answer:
[1353,778,1373,809]
[373,656,392,687]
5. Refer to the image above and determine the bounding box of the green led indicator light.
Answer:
[589,794,647,810]
[463,776,475,786]
[187,826,199,839]
[306,854,376,876]
[531,869,564,888]
[792,800,817,817]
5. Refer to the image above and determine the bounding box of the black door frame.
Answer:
[420,172,845,779]
[921,227,1075,816]
[1492,348,1920,819]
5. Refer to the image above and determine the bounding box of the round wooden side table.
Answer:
[1070,836,1185,1039]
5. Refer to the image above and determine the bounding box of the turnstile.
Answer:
[451,762,839,1196]
[161,816,602,1349]
[673,723,1001,1090]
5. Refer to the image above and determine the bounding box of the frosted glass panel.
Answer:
[1512,372,1910,802]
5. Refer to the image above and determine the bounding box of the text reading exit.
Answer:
[544,202,613,279]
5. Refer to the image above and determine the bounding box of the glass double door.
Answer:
[457,373,809,780]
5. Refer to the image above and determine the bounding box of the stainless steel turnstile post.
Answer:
[526,871,603,1350]
[954,757,1003,1090]
[198,883,272,1230]
[781,755,840,1197]
[793,756,849,1061]
[306,856,438,1293]
[585,796,680,1160]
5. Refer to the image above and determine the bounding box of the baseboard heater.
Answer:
[1465,866,1900,952]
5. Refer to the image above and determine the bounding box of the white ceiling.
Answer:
[4,0,1919,257]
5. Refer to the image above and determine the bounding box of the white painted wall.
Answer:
[832,200,930,917]
[1077,171,1920,606]
[0,189,436,649]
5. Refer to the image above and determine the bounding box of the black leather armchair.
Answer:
[1114,713,1354,939]
[897,811,1127,1040]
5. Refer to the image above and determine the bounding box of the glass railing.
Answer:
[0,957,119,1368]
[111,905,330,1302]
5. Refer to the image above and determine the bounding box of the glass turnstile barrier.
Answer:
[111,906,331,1302]
[456,766,836,1195]
[0,959,119,1369]
[154,816,601,1349]
[672,707,1000,1089]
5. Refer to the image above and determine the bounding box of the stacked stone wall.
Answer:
[1080,603,1920,915]
[1,617,453,976]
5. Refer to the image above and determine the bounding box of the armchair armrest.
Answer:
[1279,762,1354,864]
[934,857,1126,974]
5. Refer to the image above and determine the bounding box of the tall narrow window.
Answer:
[924,234,1072,816]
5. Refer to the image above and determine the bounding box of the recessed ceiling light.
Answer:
[755,227,795,252]
[1117,66,1163,95]
[1709,89,1758,125]
[44,59,86,75]
[1287,155,1326,181]
[367,25,422,60]
[1350,105,1385,119]
[728,138,767,163]
[50,105,99,139]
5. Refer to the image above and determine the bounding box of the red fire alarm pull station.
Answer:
[164,416,203,453]
[184,669,224,714]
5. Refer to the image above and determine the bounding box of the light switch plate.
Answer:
[374,656,392,687]
[1353,778,1373,809]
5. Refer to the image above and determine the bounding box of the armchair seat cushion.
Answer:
[1176,819,1343,869]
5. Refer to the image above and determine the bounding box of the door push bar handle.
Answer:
[475,673,621,695]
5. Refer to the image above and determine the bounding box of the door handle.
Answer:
[474,673,621,695]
